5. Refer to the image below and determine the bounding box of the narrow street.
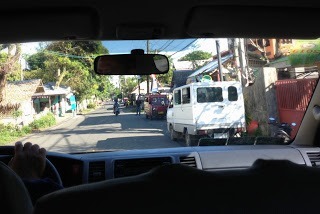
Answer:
[17,104,184,153]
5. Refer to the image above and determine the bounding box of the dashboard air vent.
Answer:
[88,161,105,183]
[114,157,172,178]
[307,152,320,167]
[179,156,197,168]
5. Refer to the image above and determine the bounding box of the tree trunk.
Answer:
[0,72,7,103]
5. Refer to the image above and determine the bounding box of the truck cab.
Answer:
[144,94,169,120]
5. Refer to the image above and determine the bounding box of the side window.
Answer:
[228,86,238,101]
[197,88,207,103]
[198,87,223,102]
[174,90,181,105]
[207,87,223,102]
[182,87,190,104]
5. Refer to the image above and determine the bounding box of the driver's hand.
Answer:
[9,141,46,180]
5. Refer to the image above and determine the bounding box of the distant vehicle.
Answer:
[123,97,128,106]
[167,81,246,146]
[114,104,120,116]
[144,94,169,120]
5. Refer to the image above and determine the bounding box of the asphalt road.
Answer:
[17,104,184,153]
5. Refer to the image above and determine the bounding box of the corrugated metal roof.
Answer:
[33,82,72,96]
[188,53,233,78]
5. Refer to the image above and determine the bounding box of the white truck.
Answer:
[166,81,246,146]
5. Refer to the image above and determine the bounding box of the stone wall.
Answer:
[243,67,278,136]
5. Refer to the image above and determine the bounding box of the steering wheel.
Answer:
[44,158,63,186]
[0,146,63,187]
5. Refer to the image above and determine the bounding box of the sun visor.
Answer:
[186,6,320,39]
[0,7,100,43]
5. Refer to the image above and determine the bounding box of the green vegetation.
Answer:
[0,123,32,145]
[0,112,56,145]
[29,112,56,130]
[87,103,97,109]
[178,50,212,61]
[288,53,320,67]
[24,41,115,102]
[178,50,212,69]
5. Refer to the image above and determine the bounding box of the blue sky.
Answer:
[102,38,229,62]
[21,38,229,60]
[20,38,229,70]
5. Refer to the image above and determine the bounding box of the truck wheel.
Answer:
[170,126,178,141]
[184,131,198,147]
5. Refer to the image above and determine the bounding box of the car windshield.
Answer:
[0,38,318,153]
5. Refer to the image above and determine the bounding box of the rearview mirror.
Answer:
[94,54,169,75]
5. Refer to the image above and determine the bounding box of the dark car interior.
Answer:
[1,0,320,213]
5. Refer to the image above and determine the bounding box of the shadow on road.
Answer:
[28,107,187,153]
[96,135,180,150]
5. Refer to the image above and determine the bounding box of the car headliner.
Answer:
[0,0,319,43]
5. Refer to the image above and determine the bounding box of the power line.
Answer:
[168,39,198,57]
[40,50,97,59]
[158,40,171,51]
[158,40,175,52]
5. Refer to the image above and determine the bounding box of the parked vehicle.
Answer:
[268,117,296,143]
[167,81,246,146]
[144,94,169,119]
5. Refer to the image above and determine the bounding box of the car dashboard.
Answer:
[29,144,320,188]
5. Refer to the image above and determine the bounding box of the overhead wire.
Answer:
[168,39,198,57]
[158,40,175,52]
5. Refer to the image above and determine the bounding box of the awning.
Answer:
[188,53,233,78]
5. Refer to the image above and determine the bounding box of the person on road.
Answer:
[113,98,119,114]
[9,141,64,205]
[136,95,142,116]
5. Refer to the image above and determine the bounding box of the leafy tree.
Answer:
[178,50,212,69]
[120,76,138,97]
[25,51,48,70]
[179,50,212,61]
[156,55,174,86]
[0,44,21,103]
[24,41,114,102]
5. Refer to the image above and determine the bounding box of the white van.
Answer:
[167,81,246,146]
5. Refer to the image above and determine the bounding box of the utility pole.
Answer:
[146,40,150,94]
[137,75,141,95]
[238,38,249,87]
[216,40,223,81]
[232,38,242,84]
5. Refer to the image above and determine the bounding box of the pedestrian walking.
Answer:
[136,95,142,116]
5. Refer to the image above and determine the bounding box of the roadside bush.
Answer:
[87,103,96,109]
[0,112,56,145]
[0,123,31,145]
[21,126,32,134]
[29,112,56,130]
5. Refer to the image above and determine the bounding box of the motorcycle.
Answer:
[268,117,296,143]
[114,103,120,116]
